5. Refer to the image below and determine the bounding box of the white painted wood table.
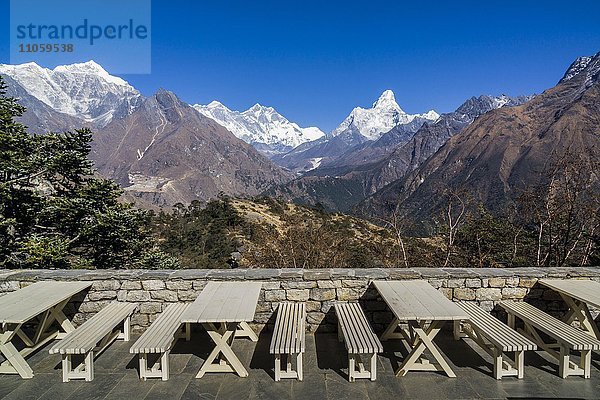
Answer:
[540,279,600,339]
[181,281,262,378]
[0,281,92,378]
[373,280,469,377]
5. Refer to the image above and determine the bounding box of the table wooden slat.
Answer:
[373,280,468,321]
[0,281,92,324]
[540,279,600,309]
[181,282,262,323]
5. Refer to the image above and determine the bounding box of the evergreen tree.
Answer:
[0,76,177,269]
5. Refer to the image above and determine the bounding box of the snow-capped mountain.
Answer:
[0,61,143,127]
[330,90,439,140]
[193,101,325,156]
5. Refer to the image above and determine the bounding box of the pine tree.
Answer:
[0,76,178,269]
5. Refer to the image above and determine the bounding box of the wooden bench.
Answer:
[130,303,190,381]
[455,302,537,379]
[500,301,600,379]
[334,302,383,382]
[269,302,306,381]
[49,302,137,382]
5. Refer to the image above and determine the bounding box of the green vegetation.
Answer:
[0,77,178,269]
[1,77,596,269]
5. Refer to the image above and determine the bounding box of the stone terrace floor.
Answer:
[1,330,600,400]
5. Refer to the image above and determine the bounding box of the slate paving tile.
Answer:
[457,368,509,399]
[324,371,370,400]
[0,372,55,400]
[401,373,481,400]
[143,373,192,400]
[36,379,85,400]
[499,378,556,399]
[251,374,294,400]
[4,333,600,400]
[364,374,408,399]
[94,340,136,372]
[290,372,327,400]
[180,375,222,400]
[65,373,125,400]
[214,376,254,400]
[0,377,22,399]
[102,372,155,400]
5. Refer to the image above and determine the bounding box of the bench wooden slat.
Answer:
[335,303,382,354]
[270,302,305,354]
[49,302,136,355]
[458,302,537,352]
[500,301,600,351]
[270,302,306,381]
[130,303,189,354]
[334,302,381,382]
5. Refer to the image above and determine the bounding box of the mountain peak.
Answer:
[559,52,600,84]
[0,61,142,125]
[331,90,436,140]
[206,100,225,108]
[53,60,129,86]
[372,90,403,112]
[245,103,275,114]
[194,101,325,152]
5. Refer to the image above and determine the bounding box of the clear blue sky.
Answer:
[1,0,599,132]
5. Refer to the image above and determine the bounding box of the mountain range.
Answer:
[358,52,600,230]
[272,90,440,173]
[193,101,324,157]
[1,53,597,226]
[265,93,533,211]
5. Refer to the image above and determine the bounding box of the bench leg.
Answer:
[274,354,281,382]
[493,348,503,380]
[515,350,525,379]
[61,355,71,383]
[348,353,377,382]
[138,352,171,381]
[139,354,148,381]
[161,351,170,381]
[274,353,303,381]
[117,316,131,341]
[453,321,467,340]
[297,352,303,381]
[61,352,94,382]
[85,351,94,381]
[559,346,570,379]
[581,350,591,379]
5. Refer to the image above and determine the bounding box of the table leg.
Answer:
[235,321,258,342]
[559,294,600,339]
[381,317,403,341]
[0,324,34,379]
[396,320,456,378]
[196,322,249,378]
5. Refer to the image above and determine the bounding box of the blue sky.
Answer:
[1,0,599,132]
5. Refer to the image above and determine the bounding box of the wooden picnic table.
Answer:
[539,279,600,339]
[373,280,469,377]
[0,281,92,378]
[180,281,262,378]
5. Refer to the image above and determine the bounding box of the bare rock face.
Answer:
[360,52,600,225]
[266,95,531,212]
[91,90,292,206]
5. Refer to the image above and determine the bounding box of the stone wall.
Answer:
[1,267,599,334]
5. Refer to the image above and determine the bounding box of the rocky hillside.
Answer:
[266,95,532,212]
[360,52,600,226]
[91,90,292,206]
